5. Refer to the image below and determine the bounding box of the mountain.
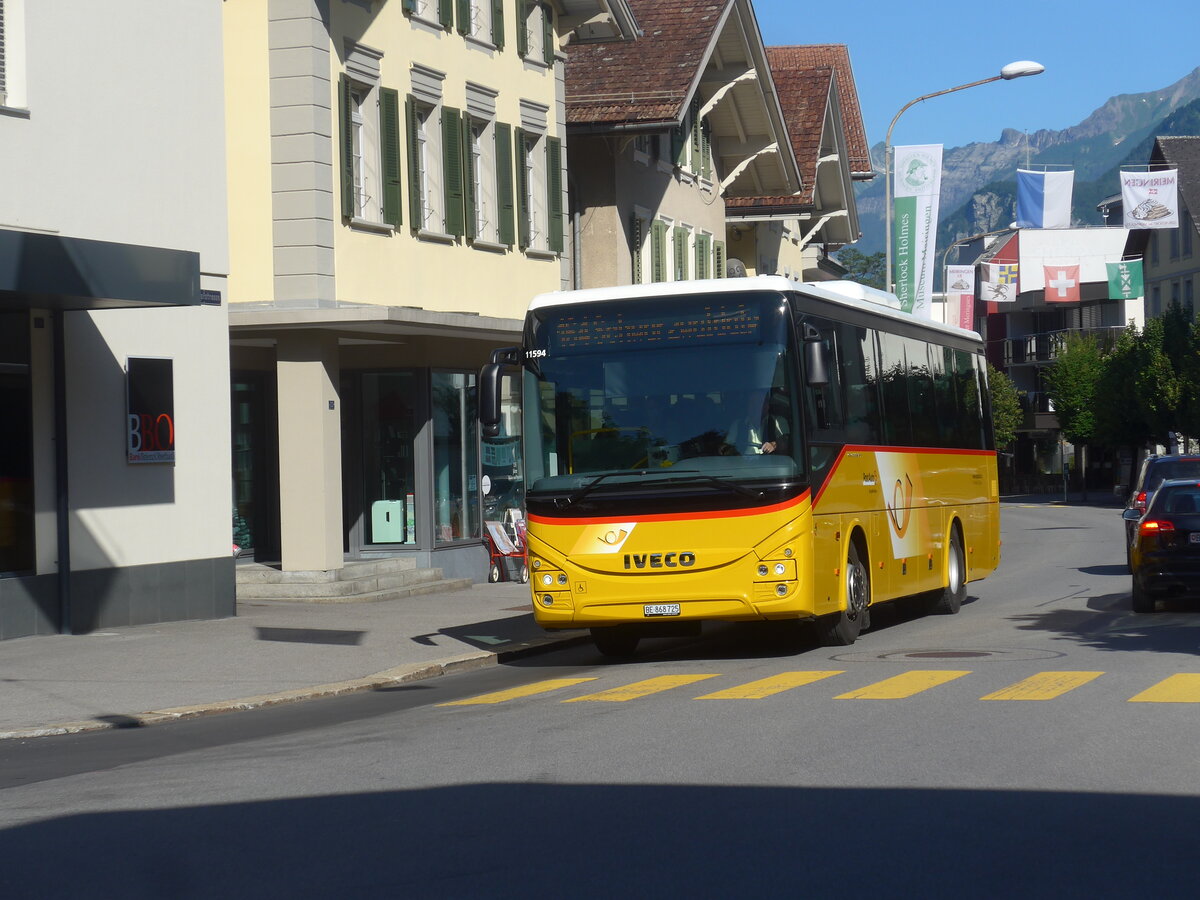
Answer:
[848,66,1200,260]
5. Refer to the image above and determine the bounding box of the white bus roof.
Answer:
[528,276,982,342]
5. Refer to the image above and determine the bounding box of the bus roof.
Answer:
[527,276,982,342]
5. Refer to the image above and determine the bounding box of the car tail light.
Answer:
[1139,519,1176,535]
[1134,491,1148,511]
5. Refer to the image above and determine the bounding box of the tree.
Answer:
[987,363,1022,450]
[836,249,885,290]
[1044,333,1104,495]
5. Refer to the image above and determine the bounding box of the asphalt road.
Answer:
[4,500,1200,899]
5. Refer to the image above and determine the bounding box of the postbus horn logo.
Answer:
[886,474,914,538]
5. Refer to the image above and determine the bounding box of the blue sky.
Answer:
[754,0,1200,154]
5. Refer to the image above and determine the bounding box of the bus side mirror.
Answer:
[479,362,503,438]
[803,325,829,387]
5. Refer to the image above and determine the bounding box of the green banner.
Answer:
[893,196,918,312]
[1106,259,1144,300]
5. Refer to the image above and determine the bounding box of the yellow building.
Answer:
[223,0,636,580]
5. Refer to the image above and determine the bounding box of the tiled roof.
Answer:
[1155,136,1200,234]
[765,44,871,176]
[726,67,832,209]
[565,0,727,126]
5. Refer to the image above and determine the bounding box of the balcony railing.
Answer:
[999,326,1126,366]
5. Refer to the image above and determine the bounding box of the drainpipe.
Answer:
[53,312,72,634]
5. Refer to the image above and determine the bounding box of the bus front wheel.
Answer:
[819,541,870,646]
[929,526,966,615]
[592,628,640,658]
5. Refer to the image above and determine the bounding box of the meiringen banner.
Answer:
[892,144,943,318]
[1121,169,1179,229]
[946,265,976,330]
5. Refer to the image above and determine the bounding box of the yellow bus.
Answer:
[479,276,1000,656]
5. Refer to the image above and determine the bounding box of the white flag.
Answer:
[1121,169,1179,229]
[892,144,943,319]
[981,263,1017,303]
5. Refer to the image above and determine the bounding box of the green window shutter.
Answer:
[380,88,403,227]
[462,113,478,241]
[443,105,465,237]
[438,0,454,29]
[457,0,470,34]
[406,94,423,231]
[673,227,688,280]
[631,215,643,284]
[690,98,702,161]
[515,128,530,249]
[339,75,355,219]
[672,125,686,168]
[495,122,516,246]
[714,240,726,279]
[546,136,563,254]
[492,0,505,48]
[542,3,555,65]
[695,234,710,280]
[651,220,666,283]
[701,119,712,180]
[516,0,528,57]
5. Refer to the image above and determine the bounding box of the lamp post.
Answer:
[884,60,1045,296]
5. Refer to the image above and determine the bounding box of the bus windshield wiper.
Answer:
[559,469,762,506]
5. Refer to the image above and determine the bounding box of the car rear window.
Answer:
[1154,486,1200,514]
[1148,460,1200,490]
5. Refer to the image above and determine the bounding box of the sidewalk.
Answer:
[0,582,587,740]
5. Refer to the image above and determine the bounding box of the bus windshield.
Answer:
[522,291,805,497]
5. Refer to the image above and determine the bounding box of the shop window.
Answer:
[432,371,479,543]
[363,372,418,545]
[0,311,32,573]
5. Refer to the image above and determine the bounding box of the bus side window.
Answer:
[931,345,958,448]
[877,331,912,447]
[837,321,881,445]
[907,339,938,448]
[802,319,844,435]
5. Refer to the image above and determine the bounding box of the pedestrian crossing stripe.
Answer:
[563,674,719,702]
[439,671,1200,707]
[980,671,1103,701]
[437,677,598,706]
[835,670,971,699]
[1128,673,1200,703]
[696,671,844,699]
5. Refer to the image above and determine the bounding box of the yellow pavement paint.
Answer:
[835,670,971,699]
[980,671,1103,701]
[695,671,845,700]
[437,678,598,706]
[1128,673,1200,703]
[564,674,719,702]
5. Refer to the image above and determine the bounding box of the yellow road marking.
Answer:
[438,677,598,706]
[1129,673,1200,703]
[980,671,1103,701]
[564,674,719,702]
[696,671,845,699]
[835,670,971,699]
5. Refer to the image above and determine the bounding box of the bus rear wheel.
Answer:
[592,628,640,658]
[819,541,870,646]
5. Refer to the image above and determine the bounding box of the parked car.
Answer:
[1122,455,1200,569]
[1130,478,1200,613]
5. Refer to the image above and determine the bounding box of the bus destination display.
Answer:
[547,301,764,353]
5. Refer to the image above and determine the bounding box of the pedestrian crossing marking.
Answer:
[564,674,719,703]
[437,677,598,706]
[1129,673,1200,703]
[835,670,971,699]
[980,671,1103,701]
[695,671,845,700]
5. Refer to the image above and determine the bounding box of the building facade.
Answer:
[223,0,636,580]
[0,0,233,639]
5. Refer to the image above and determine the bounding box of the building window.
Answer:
[461,0,504,47]
[516,1,554,64]
[0,311,32,573]
[673,225,690,281]
[0,0,27,110]
[515,125,563,254]
[362,372,419,545]
[432,371,479,543]
[407,97,467,238]
[339,44,400,227]
[650,219,668,282]
[405,0,453,29]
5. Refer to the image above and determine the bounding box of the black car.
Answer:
[1130,478,1200,613]
[1122,455,1200,569]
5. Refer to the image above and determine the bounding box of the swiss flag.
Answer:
[1044,264,1081,303]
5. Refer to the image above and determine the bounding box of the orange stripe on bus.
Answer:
[527,491,810,527]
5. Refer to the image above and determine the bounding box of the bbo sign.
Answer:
[127,357,175,464]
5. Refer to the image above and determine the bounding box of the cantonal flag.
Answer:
[1106,259,1144,300]
[981,262,1018,303]
[1044,264,1081,303]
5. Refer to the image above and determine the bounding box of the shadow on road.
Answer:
[1006,590,1200,655]
[2,782,1198,898]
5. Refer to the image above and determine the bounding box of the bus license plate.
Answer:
[644,603,681,617]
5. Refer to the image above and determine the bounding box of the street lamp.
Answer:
[884,60,1044,296]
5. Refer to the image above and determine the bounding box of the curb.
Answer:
[0,631,590,742]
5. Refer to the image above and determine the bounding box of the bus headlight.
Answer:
[541,595,554,607]
[776,584,789,596]
[773,562,787,576]
[557,573,568,585]
[757,564,769,577]
[542,574,554,586]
